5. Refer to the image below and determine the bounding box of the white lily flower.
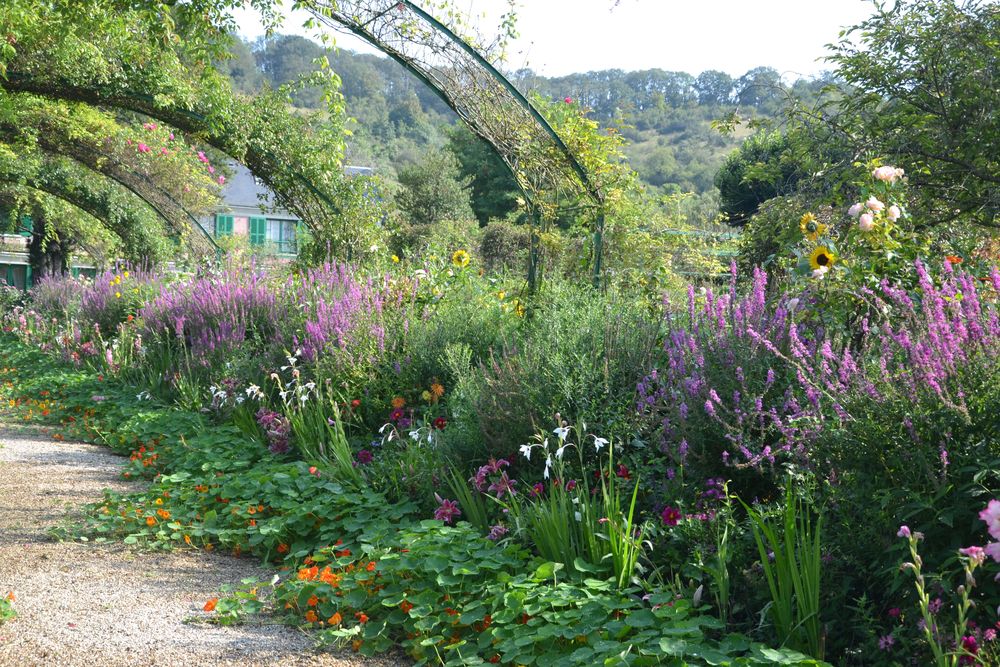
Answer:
[543,455,552,479]
[519,443,532,461]
[304,382,316,391]
[379,423,391,434]
[574,512,582,521]
[246,384,260,397]
[554,426,570,441]
[555,444,566,459]
[594,436,609,452]
[409,430,420,441]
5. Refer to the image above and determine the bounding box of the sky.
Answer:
[231,0,875,80]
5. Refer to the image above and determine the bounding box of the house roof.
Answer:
[217,162,375,218]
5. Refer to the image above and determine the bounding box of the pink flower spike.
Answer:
[897,525,911,538]
[960,546,986,566]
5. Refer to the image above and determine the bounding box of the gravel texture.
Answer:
[0,424,407,667]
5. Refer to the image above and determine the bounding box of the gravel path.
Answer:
[0,424,406,667]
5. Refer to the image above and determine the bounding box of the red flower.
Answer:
[660,506,681,526]
[564,96,573,104]
[616,463,630,480]
[351,399,361,408]
[433,417,447,430]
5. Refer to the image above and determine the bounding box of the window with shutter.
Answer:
[215,214,233,236]
[249,217,266,246]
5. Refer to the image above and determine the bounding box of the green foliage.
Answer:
[742,485,824,659]
[394,149,475,228]
[715,130,801,225]
[824,0,1000,228]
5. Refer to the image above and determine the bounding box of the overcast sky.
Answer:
[231,0,875,79]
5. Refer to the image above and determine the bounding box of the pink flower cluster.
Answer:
[978,500,1000,562]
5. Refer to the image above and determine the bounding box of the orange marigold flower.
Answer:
[307,595,319,607]
[400,600,413,614]
[204,598,218,612]
[391,396,406,409]
[328,612,342,625]
[156,509,171,520]
[277,543,289,554]
[145,516,156,526]
[430,382,445,398]
[304,610,318,623]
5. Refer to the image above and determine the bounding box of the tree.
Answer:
[695,70,734,106]
[714,130,801,225]
[394,149,474,227]
[822,0,1000,227]
[447,125,519,224]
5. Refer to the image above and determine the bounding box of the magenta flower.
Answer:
[661,506,681,526]
[433,494,461,524]
[897,525,911,538]
[355,449,373,465]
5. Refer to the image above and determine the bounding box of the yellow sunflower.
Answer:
[451,249,471,268]
[808,246,836,271]
[799,213,827,242]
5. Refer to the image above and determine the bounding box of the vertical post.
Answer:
[527,208,541,293]
[591,211,605,289]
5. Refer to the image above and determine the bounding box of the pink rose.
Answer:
[859,213,875,231]
[866,196,885,212]
[564,96,573,104]
[887,205,901,222]
[848,202,864,217]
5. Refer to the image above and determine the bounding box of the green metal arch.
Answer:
[0,162,167,261]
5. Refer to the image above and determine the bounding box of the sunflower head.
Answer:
[452,249,471,268]
[799,213,827,241]
[808,246,836,270]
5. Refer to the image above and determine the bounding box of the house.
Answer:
[0,217,95,290]
[202,163,375,256]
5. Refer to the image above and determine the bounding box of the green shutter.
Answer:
[4,265,13,287]
[19,215,32,237]
[215,214,233,236]
[249,217,266,246]
[25,264,32,289]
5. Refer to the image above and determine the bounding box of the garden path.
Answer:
[0,424,405,667]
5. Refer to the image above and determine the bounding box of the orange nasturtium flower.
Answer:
[145,516,156,527]
[365,561,377,572]
[328,612,342,625]
[183,535,192,546]
[400,600,414,614]
[946,255,963,264]
[307,595,319,607]
[304,610,319,623]
[204,598,218,612]
[4,592,15,602]
[355,612,369,624]
[276,543,289,554]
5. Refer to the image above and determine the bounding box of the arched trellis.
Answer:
[0,162,168,263]
[0,114,220,255]
[302,0,609,286]
[0,70,355,249]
